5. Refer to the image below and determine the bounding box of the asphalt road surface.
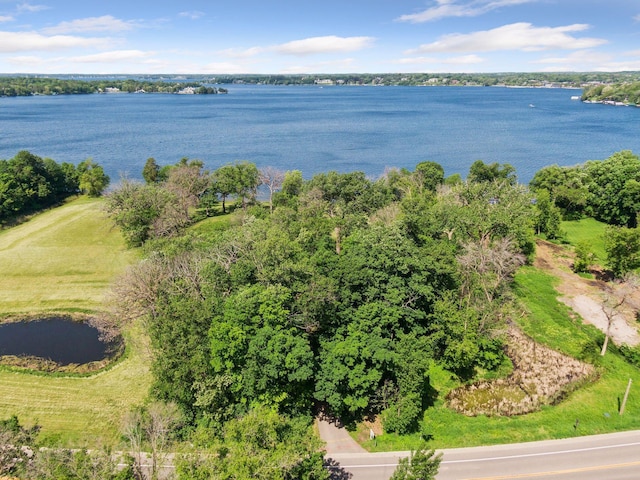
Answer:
[326,430,640,480]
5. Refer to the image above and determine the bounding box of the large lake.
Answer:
[1,85,639,183]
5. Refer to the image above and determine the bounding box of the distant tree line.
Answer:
[0,77,227,97]
[210,71,639,87]
[0,151,109,223]
[581,81,640,105]
[4,72,639,93]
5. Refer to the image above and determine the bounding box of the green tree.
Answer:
[604,226,640,277]
[533,189,562,239]
[530,164,588,219]
[586,150,640,227]
[176,408,329,480]
[104,179,174,247]
[234,161,260,209]
[273,169,304,208]
[414,161,445,192]
[142,157,160,184]
[425,180,536,258]
[390,444,442,480]
[211,164,238,213]
[468,160,516,185]
[77,158,110,197]
[573,241,595,273]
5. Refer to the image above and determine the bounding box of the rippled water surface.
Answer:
[1,86,639,183]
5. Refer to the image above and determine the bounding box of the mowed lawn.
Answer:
[0,197,152,446]
[0,196,138,314]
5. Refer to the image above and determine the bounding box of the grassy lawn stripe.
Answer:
[0,197,151,447]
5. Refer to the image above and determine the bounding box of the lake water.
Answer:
[1,85,639,184]
[0,317,112,365]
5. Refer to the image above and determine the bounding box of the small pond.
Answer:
[0,316,116,365]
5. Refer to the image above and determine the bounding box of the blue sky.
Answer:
[0,0,639,74]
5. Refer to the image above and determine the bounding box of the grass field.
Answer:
[0,196,139,314]
[359,266,640,451]
[0,197,152,446]
[561,217,608,263]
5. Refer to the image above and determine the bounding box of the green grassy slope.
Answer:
[0,196,139,314]
[0,197,151,446]
[561,217,608,263]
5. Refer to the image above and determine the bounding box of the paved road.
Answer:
[317,418,367,454]
[326,430,640,480]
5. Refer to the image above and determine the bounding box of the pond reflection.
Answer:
[0,317,113,365]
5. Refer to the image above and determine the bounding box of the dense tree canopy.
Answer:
[110,162,535,436]
[0,151,105,223]
[529,151,640,228]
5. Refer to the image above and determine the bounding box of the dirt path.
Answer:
[534,240,640,346]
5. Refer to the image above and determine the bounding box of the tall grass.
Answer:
[0,197,151,446]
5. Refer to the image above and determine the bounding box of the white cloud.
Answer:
[217,46,266,58]
[443,54,484,64]
[0,31,110,52]
[531,49,610,65]
[407,23,607,54]
[279,58,356,74]
[394,56,439,65]
[275,35,374,55]
[68,50,153,63]
[42,15,136,34]
[17,3,48,13]
[397,0,536,23]
[0,15,14,22]
[533,49,640,72]
[6,55,44,66]
[179,11,205,20]
[202,62,252,74]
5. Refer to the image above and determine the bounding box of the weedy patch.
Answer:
[447,325,597,416]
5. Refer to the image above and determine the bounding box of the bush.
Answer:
[382,393,422,434]
[618,344,640,368]
[573,241,595,273]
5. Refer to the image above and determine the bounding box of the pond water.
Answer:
[0,317,113,365]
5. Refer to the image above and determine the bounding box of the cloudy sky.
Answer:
[0,0,639,74]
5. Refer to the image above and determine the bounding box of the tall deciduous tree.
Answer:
[104,179,174,247]
[77,158,109,197]
[234,161,260,209]
[604,226,640,277]
[211,164,238,213]
[259,166,285,212]
[586,150,640,227]
[414,160,445,193]
[468,160,516,185]
[142,157,160,184]
[176,408,329,480]
[163,160,210,228]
